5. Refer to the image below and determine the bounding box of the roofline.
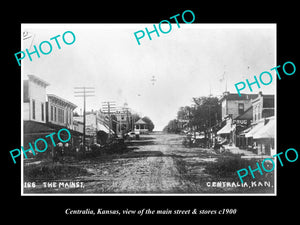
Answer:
[47,94,77,109]
[27,74,50,87]
[252,94,275,103]
[219,92,258,102]
[135,119,147,124]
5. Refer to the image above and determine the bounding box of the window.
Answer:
[69,111,72,124]
[57,109,60,122]
[238,103,244,115]
[66,109,68,125]
[54,106,57,122]
[41,103,44,121]
[58,109,61,123]
[57,108,65,123]
[32,99,35,120]
[50,106,53,121]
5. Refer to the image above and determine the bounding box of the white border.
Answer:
[21,23,277,196]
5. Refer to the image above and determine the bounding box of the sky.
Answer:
[22,24,276,131]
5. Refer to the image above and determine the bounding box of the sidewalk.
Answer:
[224,145,270,159]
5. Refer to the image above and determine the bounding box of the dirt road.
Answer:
[24,132,274,194]
[78,132,219,193]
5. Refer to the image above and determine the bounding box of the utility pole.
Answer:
[123,102,130,132]
[132,113,135,131]
[74,87,95,151]
[101,101,116,137]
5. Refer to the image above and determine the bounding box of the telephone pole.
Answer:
[123,102,130,132]
[74,87,95,151]
[101,101,116,136]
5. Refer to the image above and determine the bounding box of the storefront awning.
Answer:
[24,121,55,135]
[253,118,275,139]
[245,121,265,138]
[98,123,114,134]
[239,126,252,136]
[217,122,234,135]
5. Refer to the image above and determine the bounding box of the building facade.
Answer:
[219,91,258,121]
[46,94,77,130]
[115,110,132,136]
[216,91,275,155]
[217,92,258,145]
[23,75,49,123]
[252,91,274,123]
[247,92,275,155]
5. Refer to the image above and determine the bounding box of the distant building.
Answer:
[73,119,84,133]
[251,91,274,123]
[219,91,258,120]
[73,113,97,144]
[135,118,149,134]
[217,92,258,145]
[244,92,275,155]
[73,111,113,144]
[115,110,132,136]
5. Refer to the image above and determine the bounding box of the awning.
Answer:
[239,126,252,136]
[217,122,234,135]
[24,121,55,135]
[253,118,275,139]
[245,121,265,138]
[97,123,114,134]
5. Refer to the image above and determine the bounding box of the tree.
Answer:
[191,96,221,132]
[132,113,141,123]
[168,95,221,134]
[163,119,181,133]
[142,116,155,132]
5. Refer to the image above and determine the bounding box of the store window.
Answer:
[32,99,35,120]
[41,103,44,121]
[51,106,53,121]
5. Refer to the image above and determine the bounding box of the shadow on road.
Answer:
[116,150,164,159]
[126,140,155,146]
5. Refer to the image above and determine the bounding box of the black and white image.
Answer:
[21,24,276,195]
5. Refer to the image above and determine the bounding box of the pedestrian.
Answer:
[57,142,64,163]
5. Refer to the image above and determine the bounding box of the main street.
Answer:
[72,132,214,193]
[25,132,274,194]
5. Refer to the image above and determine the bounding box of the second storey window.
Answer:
[54,106,57,122]
[238,103,244,115]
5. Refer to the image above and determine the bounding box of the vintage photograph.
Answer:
[21,23,276,195]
